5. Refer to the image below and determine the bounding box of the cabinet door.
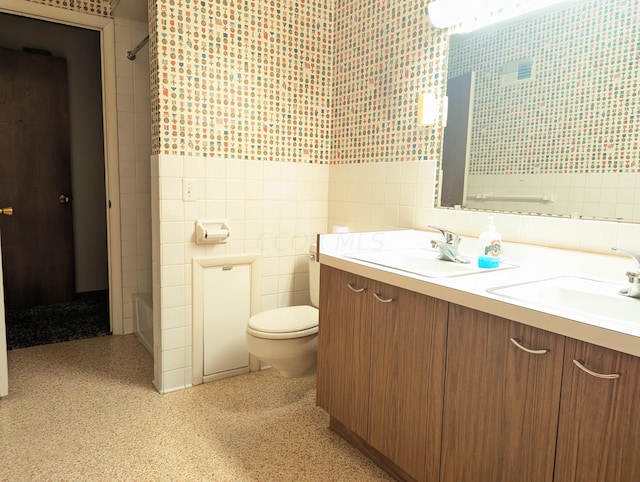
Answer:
[203,265,250,376]
[368,282,448,482]
[554,339,640,482]
[316,265,371,439]
[441,305,565,482]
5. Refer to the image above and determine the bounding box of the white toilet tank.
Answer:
[309,244,320,308]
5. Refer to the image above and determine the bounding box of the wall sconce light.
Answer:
[418,92,448,127]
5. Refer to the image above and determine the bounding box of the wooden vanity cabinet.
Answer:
[317,265,448,481]
[554,339,640,482]
[316,265,372,439]
[368,275,448,481]
[317,263,640,482]
[440,304,566,482]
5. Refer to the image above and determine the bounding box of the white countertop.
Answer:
[318,230,640,358]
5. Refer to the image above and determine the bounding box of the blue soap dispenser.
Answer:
[478,216,502,268]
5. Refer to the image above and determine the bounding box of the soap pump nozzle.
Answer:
[486,216,496,232]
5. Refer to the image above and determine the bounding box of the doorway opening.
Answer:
[0,13,110,349]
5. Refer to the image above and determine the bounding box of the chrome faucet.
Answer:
[428,226,470,264]
[611,247,640,299]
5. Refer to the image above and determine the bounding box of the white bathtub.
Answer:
[133,292,153,357]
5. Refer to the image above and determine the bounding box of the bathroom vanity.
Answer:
[316,230,640,482]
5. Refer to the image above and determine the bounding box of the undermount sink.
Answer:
[488,276,638,326]
[345,248,517,278]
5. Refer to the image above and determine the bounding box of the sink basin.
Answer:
[346,248,516,278]
[488,276,638,326]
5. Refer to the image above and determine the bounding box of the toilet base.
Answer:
[268,354,317,378]
[246,332,318,378]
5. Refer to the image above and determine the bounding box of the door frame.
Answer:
[0,0,123,335]
[0,232,7,397]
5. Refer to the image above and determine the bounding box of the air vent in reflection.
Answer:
[501,59,534,85]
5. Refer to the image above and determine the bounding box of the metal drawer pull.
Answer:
[509,337,549,355]
[347,283,366,293]
[572,359,620,379]
[373,292,394,303]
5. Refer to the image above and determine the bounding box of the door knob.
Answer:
[59,194,71,204]
[0,207,13,216]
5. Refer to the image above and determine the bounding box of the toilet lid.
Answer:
[248,305,318,334]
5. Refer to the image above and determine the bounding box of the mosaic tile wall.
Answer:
[151,0,333,162]
[24,0,110,16]
[332,0,449,164]
[27,0,449,167]
[448,0,639,176]
[148,0,159,153]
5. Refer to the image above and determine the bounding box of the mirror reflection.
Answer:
[440,0,639,221]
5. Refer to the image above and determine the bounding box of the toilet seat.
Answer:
[247,305,318,340]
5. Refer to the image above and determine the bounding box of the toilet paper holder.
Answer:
[195,219,231,244]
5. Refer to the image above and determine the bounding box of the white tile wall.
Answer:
[328,160,438,233]
[115,18,152,334]
[153,156,329,392]
[466,173,640,221]
[425,207,640,256]
[328,161,640,257]
[149,153,639,392]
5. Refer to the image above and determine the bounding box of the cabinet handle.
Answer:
[373,292,394,303]
[509,337,549,355]
[572,359,620,379]
[347,283,366,293]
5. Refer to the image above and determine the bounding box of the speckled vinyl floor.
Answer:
[0,335,393,481]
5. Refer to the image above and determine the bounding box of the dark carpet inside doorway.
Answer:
[5,290,111,350]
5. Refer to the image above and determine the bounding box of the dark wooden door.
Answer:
[0,47,75,309]
[441,72,474,208]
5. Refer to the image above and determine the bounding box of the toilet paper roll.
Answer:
[205,229,229,241]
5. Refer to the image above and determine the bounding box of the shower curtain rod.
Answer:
[126,35,149,61]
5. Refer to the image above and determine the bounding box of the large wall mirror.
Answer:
[439,0,639,222]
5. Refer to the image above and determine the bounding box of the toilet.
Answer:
[246,245,320,378]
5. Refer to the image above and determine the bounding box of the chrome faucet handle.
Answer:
[428,225,459,245]
[611,247,640,271]
[612,247,640,299]
[428,226,469,264]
